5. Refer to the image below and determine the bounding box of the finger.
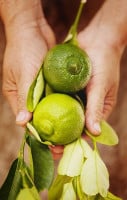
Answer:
[85,81,106,135]
[49,145,64,160]
[52,152,63,160]
[15,71,36,126]
[2,76,32,126]
[103,86,118,119]
[49,145,64,154]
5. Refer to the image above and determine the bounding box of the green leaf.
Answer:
[17,167,41,200]
[27,144,34,179]
[72,176,98,200]
[94,192,122,200]
[60,182,76,200]
[27,67,44,112]
[16,187,41,200]
[45,83,54,96]
[80,150,109,197]
[104,192,122,200]
[27,122,42,143]
[0,159,22,200]
[73,176,90,200]
[27,136,54,191]
[80,138,93,158]
[48,175,72,200]
[26,122,52,145]
[85,121,119,146]
[20,167,34,188]
[58,139,84,177]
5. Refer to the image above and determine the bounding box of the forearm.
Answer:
[0,0,44,37]
[84,0,127,54]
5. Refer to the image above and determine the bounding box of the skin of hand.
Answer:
[1,1,55,126]
[78,32,121,135]
[77,0,127,135]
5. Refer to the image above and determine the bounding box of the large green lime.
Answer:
[33,93,84,145]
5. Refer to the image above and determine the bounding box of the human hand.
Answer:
[1,2,55,126]
[77,29,123,135]
[77,0,127,136]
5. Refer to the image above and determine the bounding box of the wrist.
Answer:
[87,0,127,55]
[79,18,126,59]
[92,20,126,55]
[0,0,44,37]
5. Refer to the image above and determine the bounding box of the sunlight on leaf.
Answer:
[27,122,42,143]
[80,138,93,158]
[27,67,44,112]
[33,68,44,109]
[80,150,109,197]
[58,139,84,177]
[26,123,52,145]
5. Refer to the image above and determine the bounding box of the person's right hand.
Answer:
[2,5,55,126]
[77,28,124,136]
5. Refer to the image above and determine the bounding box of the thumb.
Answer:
[2,81,32,126]
[15,74,34,126]
[85,82,105,135]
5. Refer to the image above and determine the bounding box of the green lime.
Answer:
[43,43,91,93]
[33,93,84,145]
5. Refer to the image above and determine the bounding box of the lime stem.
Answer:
[64,0,87,44]
[18,133,26,162]
[93,140,99,154]
[72,1,86,34]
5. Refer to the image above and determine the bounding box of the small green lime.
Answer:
[43,43,91,93]
[33,93,84,145]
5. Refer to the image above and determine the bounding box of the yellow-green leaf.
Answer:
[27,67,44,112]
[48,175,72,200]
[85,121,119,146]
[26,122,52,145]
[58,139,84,177]
[45,83,54,96]
[60,182,76,200]
[16,187,41,200]
[80,150,109,197]
[73,176,90,200]
[27,122,42,142]
[95,192,122,200]
[105,191,122,200]
[80,138,93,158]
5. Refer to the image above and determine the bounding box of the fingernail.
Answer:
[16,111,26,122]
[93,123,101,134]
